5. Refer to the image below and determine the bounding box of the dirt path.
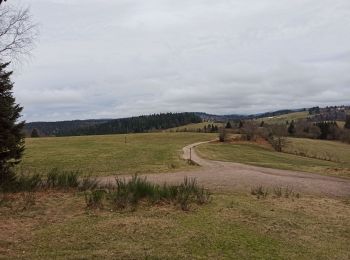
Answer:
[99,141,350,197]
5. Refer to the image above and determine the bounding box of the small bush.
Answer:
[85,189,105,209]
[21,192,36,210]
[283,186,295,198]
[195,187,211,205]
[272,186,300,199]
[15,174,43,192]
[46,168,79,189]
[273,186,283,198]
[46,168,59,188]
[0,172,43,193]
[251,186,269,199]
[109,175,210,211]
[219,129,228,142]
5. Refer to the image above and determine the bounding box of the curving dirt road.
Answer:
[100,141,350,197]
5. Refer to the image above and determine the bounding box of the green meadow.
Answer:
[19,133,216,176]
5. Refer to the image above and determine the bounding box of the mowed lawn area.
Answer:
[20,133,216,176]
[197,138,350,178]
[1,192,350,259]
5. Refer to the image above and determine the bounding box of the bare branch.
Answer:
[0,0,8,6]
[0,4,38,62]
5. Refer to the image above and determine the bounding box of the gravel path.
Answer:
[99,141,350,197]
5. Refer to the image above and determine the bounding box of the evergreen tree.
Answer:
[0,62,25,187]
[288,120,295,135]
[31,128,39,138]
[345,115,350,129]
[225,122,232,129]
[315,121,338,140]
[238,120,243,128]
[260,121,264,127]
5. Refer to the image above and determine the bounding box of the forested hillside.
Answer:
[25,113,202,137]
[25,119,111,137]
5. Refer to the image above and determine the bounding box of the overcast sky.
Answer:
[10,0,350,122]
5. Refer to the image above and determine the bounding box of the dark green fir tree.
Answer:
[0,62,25,188]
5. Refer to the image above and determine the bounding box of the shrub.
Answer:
[21,192,36,210]
[283,186,295,198]
[15,174,43,192]
[272,186,300,199]
[251,186,269,199]
[46,168,79,189]
[195,187,211,205]
[219,129,228,142]
[273,186,283,198]
[85,189,105,209]
[110,178,131,209]
[109,175,210,211]
[79,177,99,191]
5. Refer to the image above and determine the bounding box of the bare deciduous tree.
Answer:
[0,4,37,61]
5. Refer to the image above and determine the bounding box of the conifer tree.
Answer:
[288,120,295,135]
[31,128,39,138]
[0,62,25,187]
[345,115,350,129]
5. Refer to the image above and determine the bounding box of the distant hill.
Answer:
[195,109,305,122]
[195,113,247,122]
[25,113,202,137]
[26,106,349,137]
[25,119,112,137]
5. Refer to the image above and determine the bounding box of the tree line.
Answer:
[29,113,202,137]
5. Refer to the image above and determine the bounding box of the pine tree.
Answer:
[288,120,295,135]
[225,122,232,129]
[31,128,39,138]
[0,62,25,187]
[345,115,350,129]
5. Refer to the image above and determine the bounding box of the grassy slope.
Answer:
[20,133,216,176]
[258,111,309,124]
[165,122,224,132]
[1,192,349,259]
[284,137,350,164]
[197,139,350,178]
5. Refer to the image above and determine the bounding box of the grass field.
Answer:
[197,139,350,178]
[1,191,349,259]
[165,122,223,132]
[284,137,350,164]
[19,133,216,176]
[258,111,309,124]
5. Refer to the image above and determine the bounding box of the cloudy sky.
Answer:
[10,0,350,122]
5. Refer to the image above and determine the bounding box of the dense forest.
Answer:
[25,119,112,137]
[25,113,202,137]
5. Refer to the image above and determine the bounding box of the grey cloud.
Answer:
[9,0,350,121]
